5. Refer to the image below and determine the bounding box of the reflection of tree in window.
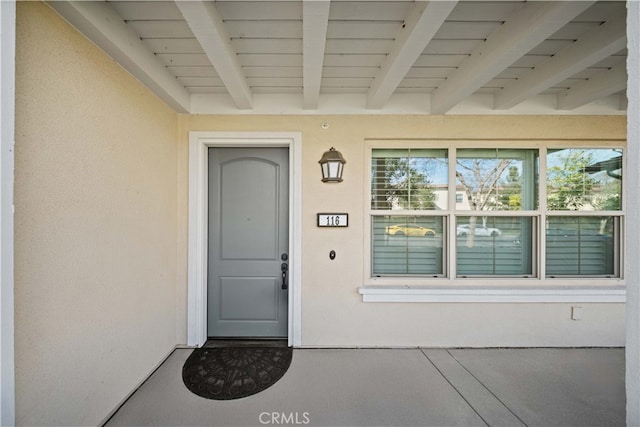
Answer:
[504,166,522,210]
[585,151,622,211]
[372,156,436,210]
[456,149,536,213]
[455,150,536,262]
[547,150,595,210]
[547,149,621,211]
[456,158,512,211]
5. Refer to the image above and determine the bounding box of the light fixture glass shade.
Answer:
[319,147,346,182]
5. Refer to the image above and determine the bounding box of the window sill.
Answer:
[358,285,626,303]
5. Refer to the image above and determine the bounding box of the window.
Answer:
[368,145,623,281]
[371,149,447,277]
[545,148,622,277]
[455,149,538,277]
[456,216,534,277]
[545,216,617,277]
[372,216,444,275]
[371,149,448,210]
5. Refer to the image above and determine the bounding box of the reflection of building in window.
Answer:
[584,155,622,180]
[431,186,470,210]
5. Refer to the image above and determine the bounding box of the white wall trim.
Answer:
[0,1,15,425]
[626,1,640,425]
[359,286,626,303]
[187,132,302,347]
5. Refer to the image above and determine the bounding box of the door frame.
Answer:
[187,131,302,347]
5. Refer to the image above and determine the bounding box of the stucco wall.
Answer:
[178,115,626,348]
[14,3,178,425]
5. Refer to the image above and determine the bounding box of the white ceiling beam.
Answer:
[494,13,627,110]
[175,1,252,110]
[556,62,627,110]
[303,0,330,110]
[47,1,191,113]
[430,1,594,114]
[366,1,457,110]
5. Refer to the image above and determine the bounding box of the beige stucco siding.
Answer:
[178,115,626,347]
[14,3,179,425]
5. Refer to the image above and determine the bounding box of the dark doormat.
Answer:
[182,342,293,400]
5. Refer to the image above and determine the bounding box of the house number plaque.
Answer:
[317,213,348,228]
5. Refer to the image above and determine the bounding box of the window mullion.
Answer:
[616,217,622,277]
[449,148,457,279]
[407,148,411,209]
[539,147,547,280]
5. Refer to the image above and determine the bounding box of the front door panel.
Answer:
[208,147,289,337]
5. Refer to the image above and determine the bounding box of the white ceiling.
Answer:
[48,1,628,115]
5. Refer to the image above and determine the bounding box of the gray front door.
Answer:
[207,147,289,338]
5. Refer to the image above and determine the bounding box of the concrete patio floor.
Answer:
[104,347,625,427]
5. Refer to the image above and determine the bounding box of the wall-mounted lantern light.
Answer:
[319,147,346,183]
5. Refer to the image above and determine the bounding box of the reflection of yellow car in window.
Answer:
[385,224,436,237]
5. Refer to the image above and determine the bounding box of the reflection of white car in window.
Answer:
[457,224,502,237]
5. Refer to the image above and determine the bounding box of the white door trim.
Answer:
[0,1,15,425]
[187,131,302,347]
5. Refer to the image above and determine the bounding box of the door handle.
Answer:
[281,262,288,290]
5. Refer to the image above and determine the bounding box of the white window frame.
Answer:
[361,139,626,303]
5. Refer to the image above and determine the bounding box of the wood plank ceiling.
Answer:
[48,1,628,114]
